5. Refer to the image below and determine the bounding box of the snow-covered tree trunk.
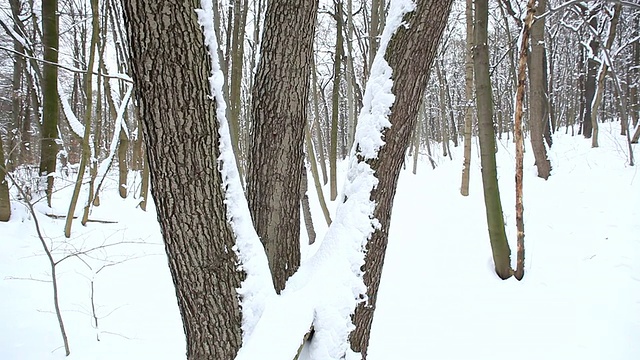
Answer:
[122,2,244,358]
[350,0,453,357]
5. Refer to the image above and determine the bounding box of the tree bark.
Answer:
[0,134,10,222]
[582,9,600,139]
[122,2,244,358]
[514,0,538,281]
[229,0,249,182]
[528,0,552,179]
[589,4,622,148]
[305,123,332,226]
[40,0,59,207]
[474,0,512,280]
[350,1,453,357]
[330,0,344,202]
[64,0,100,238]
[246,0,318,293]
[460,0,473,196]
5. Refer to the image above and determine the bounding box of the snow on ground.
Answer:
[1,122,638,359]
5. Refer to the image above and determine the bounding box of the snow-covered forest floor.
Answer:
[1,123,638,360]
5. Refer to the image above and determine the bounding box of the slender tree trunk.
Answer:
[528,0,551,179]
[229,0,249,182]
[424,103,437,169]
[300,161,316,245]
[514,0,538,281]
[631,37,639,128]
[0,134,10,222]
[474,0,512,280]
[367,0,382,80]
[138,141,150,211]
[440,60,458,147]
[350,1,453,357]
[436,62,452,159]
[246,0,318,293]
[460,0,474,196]
[122,2,245,358]
[64,0,99,238]
[312,64,329,185]
[583,13,600,138]
[412,112,421,175]
[305,123,331,226]
[9,0,24,172]
[590,4,621,148]
[330,0,344,202]
[40,0,59,207]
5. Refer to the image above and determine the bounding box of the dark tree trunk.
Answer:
[582,17,600,139]
[528,0,551,179]
[40,0,59,207]
[0,134,10,222]
[350,1,453,357]
[122,2,244,359]
[246,0,318,293]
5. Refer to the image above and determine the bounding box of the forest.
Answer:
[0,0,638,359]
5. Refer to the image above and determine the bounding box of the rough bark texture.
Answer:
[474,0,512,280]
[40,0,59,207]
[528,0,551,180]
[122,2,244,359]
[246,0,318,293]
[350,1,453,357]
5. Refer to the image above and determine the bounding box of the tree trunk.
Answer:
[0,134,10,222]
[589,4,622,149]
[312,63,329,185]
[64,0,100,238]
[300,161,316,245]
[246,0,318,294]
[460,0,473,196]
[582,13,600,139]
[631,38,639,128]
[122,1,244,358]
[474,0,512,280]
[40,0,59,207]
[350,1,453,357]
[8,0,24,172]
[514,0,538,281]
[305,123,331,226]
[228,0,249,182]
[528,0,551,179]
[138,142,150,212]
[412,111,421,175]
[330,0,343,202]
